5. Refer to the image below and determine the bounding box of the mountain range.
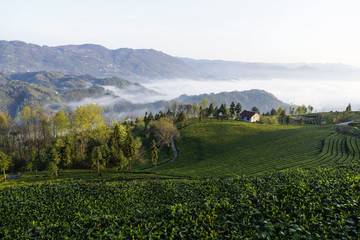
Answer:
[1,40,360,81]
[0,71,289,118]
[0,71,158,117]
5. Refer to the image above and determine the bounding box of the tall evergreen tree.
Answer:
[208,103,215,117]
[235,103,242,118]
[230,102,235,118]
[251,106,260,114]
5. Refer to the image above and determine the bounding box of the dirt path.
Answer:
[145,135,178,170]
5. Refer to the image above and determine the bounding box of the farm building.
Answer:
[240,110,260,123]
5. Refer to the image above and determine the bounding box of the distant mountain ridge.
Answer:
[1,40,360,81]
[0,41,197,80]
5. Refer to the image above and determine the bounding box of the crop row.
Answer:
[1,164,360,239]
[304,116,322,125]
[159,122,333,178]
[300,133,360,168]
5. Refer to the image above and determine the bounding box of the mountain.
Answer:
[102,89,291,119]
[0,41,197,80]
[0,71,160,117]
[174,89,290,114]
[181,58,360,80]
[0,70,291,119]
[2,40,360,81]
[0,80,60,117]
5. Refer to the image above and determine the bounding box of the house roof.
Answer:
[240,110,256,118]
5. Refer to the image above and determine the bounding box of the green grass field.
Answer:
[156,120,349,178]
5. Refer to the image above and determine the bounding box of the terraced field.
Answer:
[156,120,334,178]
[300,133,360,168]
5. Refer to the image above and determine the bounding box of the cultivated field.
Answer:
[156,120,337,177]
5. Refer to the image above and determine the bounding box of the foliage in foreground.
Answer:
[1,164,359,239]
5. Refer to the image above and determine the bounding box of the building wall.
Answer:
[241,113,260,123]
[251,114,260,122]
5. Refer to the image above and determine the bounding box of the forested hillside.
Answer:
[0,71,157,117]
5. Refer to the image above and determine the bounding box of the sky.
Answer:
[2,0,360,66]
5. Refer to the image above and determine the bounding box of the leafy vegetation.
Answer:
[1,164,359,239]
[156,119,333,178]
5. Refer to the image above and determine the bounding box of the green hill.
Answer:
[175,89,290,114]
[155,120,359,178]
[0,71,158,117]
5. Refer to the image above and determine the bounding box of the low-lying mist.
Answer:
[54,78,359,120]
[142,78,360,112]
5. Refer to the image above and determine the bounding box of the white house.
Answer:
[240,110,260,123]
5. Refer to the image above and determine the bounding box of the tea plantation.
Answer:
[1,164,359,239]
[156,120,335,177]
[1,120,360,239]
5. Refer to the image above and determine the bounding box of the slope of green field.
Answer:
[156,120,334,178]
[299,133,360,168]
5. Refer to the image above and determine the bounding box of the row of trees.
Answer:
[0,104,142,177]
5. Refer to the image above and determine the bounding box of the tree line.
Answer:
[0,104,143,177]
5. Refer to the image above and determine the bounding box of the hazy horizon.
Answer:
[2,0,360,66]
[142,78,360,112]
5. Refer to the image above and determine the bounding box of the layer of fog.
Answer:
[142,78,360,112]
[102,85,164,104]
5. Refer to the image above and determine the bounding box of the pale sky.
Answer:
[2,0,360,66]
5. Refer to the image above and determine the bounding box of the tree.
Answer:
[346,103,352,113]
[151,140,158,169]
[153,118,180,149]
[50,144,61,177]
[71,104,106,161]
[0,152,11,181]
[251,106,260,114]
[177,111,186,127]
[235,103,242,118]
[91,146,104,174]
[299,118,305,126]
[171,101,179,115]
[53,110,69,137]
[307,105,314,114]
[230,102,235,118]
[296,105,307,115]
[108,123,127,170]
[200,98,207,110]
[47,161,58,179]
[285,115,290,125]
[123,126,137,170]
[207,103,215,118]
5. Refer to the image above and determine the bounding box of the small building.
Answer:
[240,110,260,123]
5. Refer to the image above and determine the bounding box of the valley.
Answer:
[0,40,360,239]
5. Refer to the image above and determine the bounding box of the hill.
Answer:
[155,120,360,178]
[0,71,159,117]
[0,71,293,118]
[0,41,197,80]
[175,89,290,114]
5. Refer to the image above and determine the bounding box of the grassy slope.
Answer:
[157,120,333,178]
